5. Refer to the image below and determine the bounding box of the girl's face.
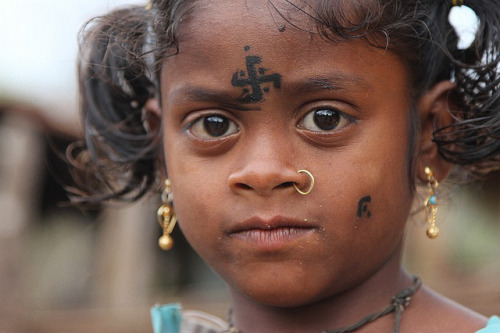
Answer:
[161,1,415,307]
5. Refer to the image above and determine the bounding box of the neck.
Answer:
[228,247,414,333]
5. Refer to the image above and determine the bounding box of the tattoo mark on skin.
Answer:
[231,46,282,103]
[357,195,372,218]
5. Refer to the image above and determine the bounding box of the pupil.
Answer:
[204,116,229,137]
[313,109,339,130]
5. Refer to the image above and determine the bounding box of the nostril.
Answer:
[235,183,253,190]
[275,181,295,189]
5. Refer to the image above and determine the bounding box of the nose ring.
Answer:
[293,169,315,195]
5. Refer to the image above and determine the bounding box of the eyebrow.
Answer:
[171,86,262,111]
[169,73,370,109]
[287,74,372,94]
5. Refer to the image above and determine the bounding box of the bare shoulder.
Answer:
[403,284,489,333]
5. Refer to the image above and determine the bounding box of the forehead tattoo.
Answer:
[231,46,282,103]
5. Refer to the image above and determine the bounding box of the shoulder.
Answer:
[404,285,489,333]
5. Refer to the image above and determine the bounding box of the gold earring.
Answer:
[424,167,439,239]
[157,179,177,250]
[293,169,315,195]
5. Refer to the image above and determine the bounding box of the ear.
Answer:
[143,98,167,179]
[416,81,455,184]
[143,98,162,134]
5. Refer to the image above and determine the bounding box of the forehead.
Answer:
[181,0,309,37]
[160,0,408,99]
[168,1,308,65]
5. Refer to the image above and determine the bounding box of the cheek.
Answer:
[315,156,412,245]
[319,164,411,293]
[167,172,223,264]
[316,113,414,261]
[357,134,413,249]
[353,102,414,213]
[163,138,225,257]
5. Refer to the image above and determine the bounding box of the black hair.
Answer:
[68,0,500,203]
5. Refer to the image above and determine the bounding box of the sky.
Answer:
[0,0,143,126]
[0,1,478,128]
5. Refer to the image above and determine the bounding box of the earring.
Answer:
[157,179,177,250]
[424,167,439,239]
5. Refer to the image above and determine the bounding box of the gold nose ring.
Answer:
[293,169,315,195]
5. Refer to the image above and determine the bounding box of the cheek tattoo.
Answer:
[231,45,282,103]
[357,195,372,218]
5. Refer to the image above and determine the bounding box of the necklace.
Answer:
[224,276,422,333]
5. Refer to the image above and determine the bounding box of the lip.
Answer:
[227,216,317,250]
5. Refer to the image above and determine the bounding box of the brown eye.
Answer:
[189,115,239,139]
[204,116,229,137]
[313,109,340,130]
[300,108,351,132]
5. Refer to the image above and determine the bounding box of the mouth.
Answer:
[227,216,317,249]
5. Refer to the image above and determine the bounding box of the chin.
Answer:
[231,274,329,308]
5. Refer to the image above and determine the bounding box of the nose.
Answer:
[227,141,310,197]
[228,161,299,196]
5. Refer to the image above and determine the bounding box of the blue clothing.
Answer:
[151,304,182,333]
[151,304,500,333]
[477,316,500,333]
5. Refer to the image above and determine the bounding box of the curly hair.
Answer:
[68,0,500,204]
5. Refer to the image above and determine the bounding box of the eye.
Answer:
[188,115,239,139]
[299,108,352,132]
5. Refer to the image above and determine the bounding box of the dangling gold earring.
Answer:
[424,167,439,239]
[157,179,177,250]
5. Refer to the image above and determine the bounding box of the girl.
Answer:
[69,0,500,332]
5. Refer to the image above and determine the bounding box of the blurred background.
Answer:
[0,1,499,332]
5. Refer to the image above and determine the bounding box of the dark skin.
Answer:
[146,1,488,332]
